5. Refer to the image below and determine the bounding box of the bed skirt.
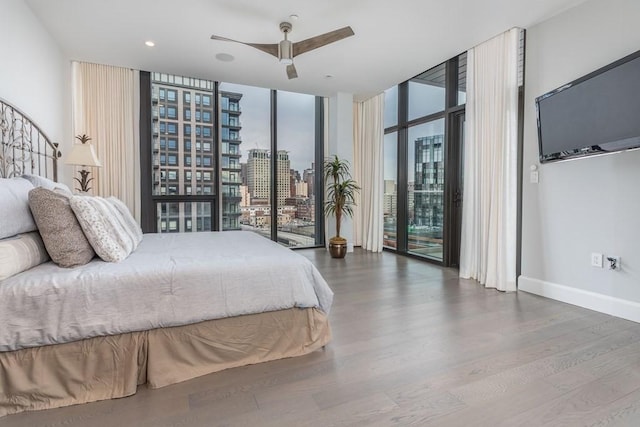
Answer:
[0,307,331,417]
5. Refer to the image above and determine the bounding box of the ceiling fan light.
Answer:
[278,39,293,65]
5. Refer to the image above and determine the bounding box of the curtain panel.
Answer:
[459,28,520,291]
[72,62,141,221]
[353,93,384,252]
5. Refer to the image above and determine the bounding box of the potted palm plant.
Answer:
[324,155,360,258]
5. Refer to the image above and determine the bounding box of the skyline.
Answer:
[219,82,316,174]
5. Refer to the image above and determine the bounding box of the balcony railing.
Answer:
[221,148,241,156]
[221,177,242,184]
[222,164,242,171]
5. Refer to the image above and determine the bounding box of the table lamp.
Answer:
[65,134,102,193]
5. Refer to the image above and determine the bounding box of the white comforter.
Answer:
[0,231,333,352]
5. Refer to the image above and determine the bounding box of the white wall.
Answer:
[520,0,640,321]
[327,92,355,251]
[0,0,70,183]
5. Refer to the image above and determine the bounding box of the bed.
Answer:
[0,98,333,417]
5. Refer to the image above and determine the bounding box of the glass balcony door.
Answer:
[407,119,445,260]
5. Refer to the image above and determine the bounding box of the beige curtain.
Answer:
[72,62,141,221]
[459,28,520,291]
[353,93,384,252]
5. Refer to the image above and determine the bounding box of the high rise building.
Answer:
[383,179,397,218]
[150,75,243,232]
[239,185,250,207]
[295,181,308,197]
[151,73,215,233]
[220,91,243,230]
[303,165,314,197]
[247,148,270,200]
[276,151,290,206]
[289,168,301,197]
[413,134,445,228]
[245,149,292,207]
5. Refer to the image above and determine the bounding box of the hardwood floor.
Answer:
[4,249,640,426]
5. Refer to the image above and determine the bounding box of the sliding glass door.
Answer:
[408,119,445,259]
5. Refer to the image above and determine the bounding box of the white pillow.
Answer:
[21,174,72,194]
[107,197,143,245]
[0,232,50,280]
[70,195,137,262]
[0,177,37,239]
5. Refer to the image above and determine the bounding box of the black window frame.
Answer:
[384,55,466,267]
[141,73,325,246]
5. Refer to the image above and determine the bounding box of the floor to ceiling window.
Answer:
[383,131,398,248]
[383,53,467,266]
[276,91,319,248]
[219,82,271,236]
[140,74,324,248]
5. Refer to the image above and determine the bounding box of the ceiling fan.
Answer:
[211,22,354,79]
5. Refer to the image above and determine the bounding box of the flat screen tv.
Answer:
[536,49,640,163]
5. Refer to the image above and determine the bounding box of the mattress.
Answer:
[0,231,333,352]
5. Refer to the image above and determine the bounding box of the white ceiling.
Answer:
[26,0,587,100]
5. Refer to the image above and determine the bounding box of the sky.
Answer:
[383,84,447,182]
[219,82,316,174]
[219,78,453,179]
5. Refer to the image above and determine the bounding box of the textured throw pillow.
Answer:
[21,174,72,194]
[0,232,50,280]
[0,177,37,239]
[28,187,95,268]
[70,195,137,262]
[107,197,143,245]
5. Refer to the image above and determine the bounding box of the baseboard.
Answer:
[518,276,640,323]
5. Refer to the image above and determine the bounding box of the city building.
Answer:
[413,134,445,228]
[220,90,243,230]
[246,148,270,201]
[246,149,291,207]
[295,181,308,198]
[285,196,314,222]
[383,179,397,219]
[239,184,250,207]
[276,150,290,206]
[289,168,301,197]
[303,166,315,197]
[151,73,215,233]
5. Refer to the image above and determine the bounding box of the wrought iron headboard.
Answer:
[0,98,61,181]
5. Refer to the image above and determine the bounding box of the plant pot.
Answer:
[328,240,347,259]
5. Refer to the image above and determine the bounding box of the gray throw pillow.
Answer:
[28,187,95,268]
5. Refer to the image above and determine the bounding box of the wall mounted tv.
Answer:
[536,49,640,163]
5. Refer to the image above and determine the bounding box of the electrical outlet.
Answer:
[607,256,621,271]
[591,253,603,268]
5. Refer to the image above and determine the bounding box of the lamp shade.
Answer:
[65,143,102,167]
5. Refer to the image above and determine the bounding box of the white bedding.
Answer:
[0,231,333,352]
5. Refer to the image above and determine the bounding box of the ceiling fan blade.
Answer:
[286,64,298,80]
[210,35,279,58]
[292,26,354,57]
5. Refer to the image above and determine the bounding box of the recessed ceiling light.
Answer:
[289,14,299,20]
[325,74,333,78]
[145,40,155,47]
[215,53,235,62]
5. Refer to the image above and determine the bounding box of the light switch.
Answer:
[530,171,539,183]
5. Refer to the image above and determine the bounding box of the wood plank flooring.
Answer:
[3,249,640,426]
